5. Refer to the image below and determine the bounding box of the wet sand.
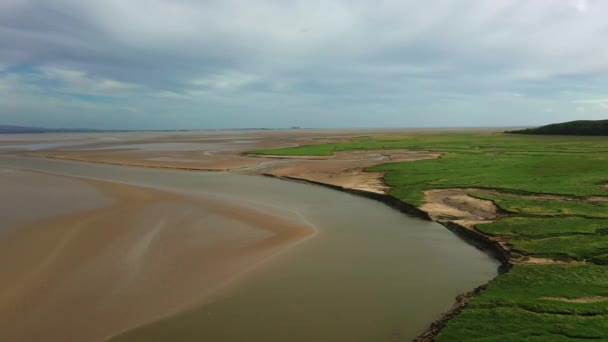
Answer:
[0,170,111,237]
[5,128,491,193]
[0,169,312,342]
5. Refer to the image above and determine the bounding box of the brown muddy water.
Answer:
[0,156,499,341]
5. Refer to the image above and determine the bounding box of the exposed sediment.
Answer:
[420,188,502,226]
[252,149,440,194]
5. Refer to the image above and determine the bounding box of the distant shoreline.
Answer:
[0,125,530,134]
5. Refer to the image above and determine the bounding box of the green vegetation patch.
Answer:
[478,217,608,262]
[468,264,608,315]
[510,235,608,261]
[473,194,608,261]
[471,193,608,218]
[438,307,608,341]
[253,133,608,156]
[253,133,608,339]
[254,133,608,206]
[439,264,608,341]
[477,217,608,238]
[370,152,608,205]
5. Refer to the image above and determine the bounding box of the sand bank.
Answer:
[21,130,444,193]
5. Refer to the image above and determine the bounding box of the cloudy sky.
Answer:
[1,0,608,129]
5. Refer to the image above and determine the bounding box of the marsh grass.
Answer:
[253,133,608,339]
[439,265,608,340]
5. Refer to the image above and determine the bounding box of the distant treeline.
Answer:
[506,120,608,136]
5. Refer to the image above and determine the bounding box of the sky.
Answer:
[1,0,608,129]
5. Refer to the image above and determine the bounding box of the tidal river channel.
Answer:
[0,156,499,341]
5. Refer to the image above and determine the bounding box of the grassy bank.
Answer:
[439,264,608,340]
[253,132,608,340]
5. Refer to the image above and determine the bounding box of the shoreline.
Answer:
[11,153,508,341]
[259,173,512,341]
[261,174,511,263]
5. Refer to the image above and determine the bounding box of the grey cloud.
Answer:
[1,0,608,129]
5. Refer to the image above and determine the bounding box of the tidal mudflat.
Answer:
[0,131,498,342]
[0,163,312,341]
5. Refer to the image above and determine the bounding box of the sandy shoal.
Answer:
[31,147,440,194]
[0,171,313,342]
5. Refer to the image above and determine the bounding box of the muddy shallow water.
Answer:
[0,155,499,341]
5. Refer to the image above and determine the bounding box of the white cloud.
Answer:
[39,67,139,95]
[575,0,589,13]
[573,98,608,110]
[574,99,608,104]
[190,72,259,91]
[152,91,191,100]
[99,79,137,90]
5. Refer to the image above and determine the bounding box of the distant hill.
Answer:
[506,120,608,136]
[0,125,48,133]
[0,125,288,134]
[0,125,106,134]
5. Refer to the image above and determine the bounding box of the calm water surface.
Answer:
[0,156,499,341]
